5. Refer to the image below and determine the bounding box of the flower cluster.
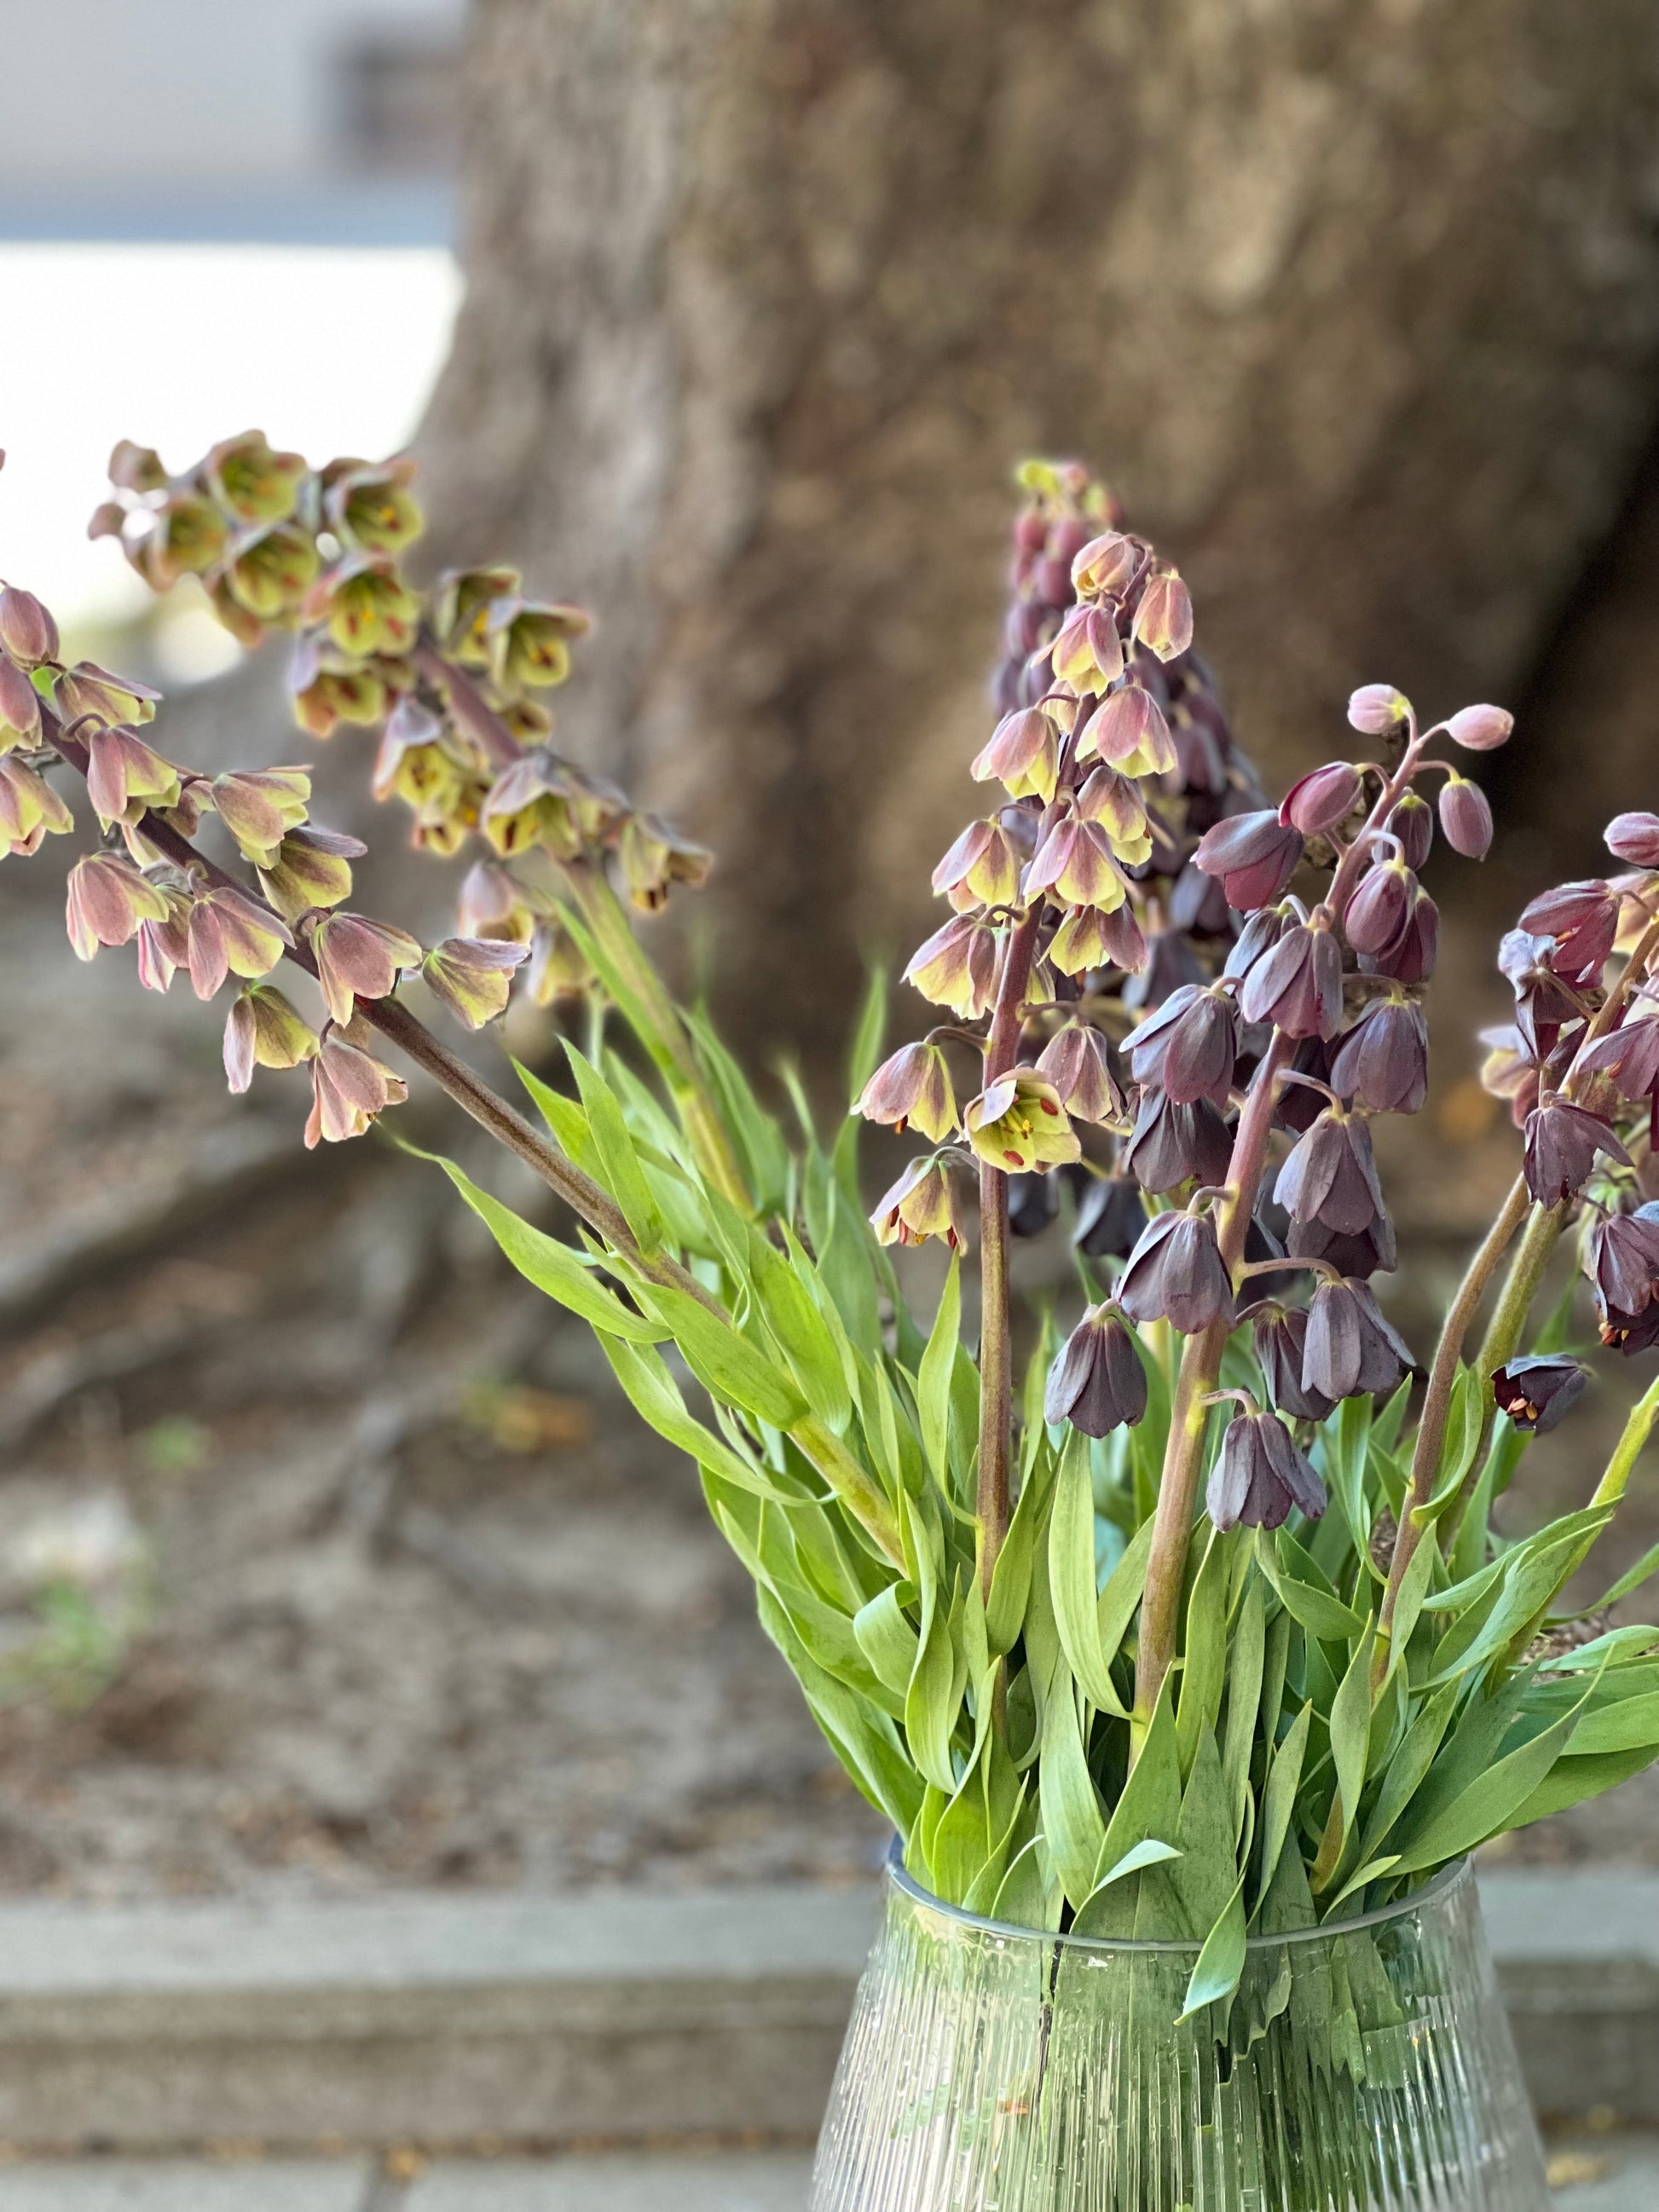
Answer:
[89,432,713,1007]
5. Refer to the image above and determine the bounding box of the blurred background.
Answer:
[1,0,1657,1905]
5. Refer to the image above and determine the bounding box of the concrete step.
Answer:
[0,1871,1645,2151]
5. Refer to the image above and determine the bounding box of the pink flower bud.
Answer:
[0,586,60,671]
[1130,570,1194,662]
[1446,703,1513,752]
[1347,684,1410,735]
[1344,859,1415,956]
[1438,773,1493,859]
[223,986,319,1092]
[0,656,42,746]
[1606,812,1659,868]
[1280,762,1361,837]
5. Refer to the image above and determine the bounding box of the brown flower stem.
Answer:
[976,903,1047,1597]
[413,634,752,1213]
[1373,1171,1531,1684]
[47,715,904,1570]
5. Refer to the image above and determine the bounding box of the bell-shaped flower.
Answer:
[1582,1202,1659,1320]
[1517,880,1619,987]
[0,656,43,750]
[1026,811,1128,912]
[84,725,181,828]
[211,766,312,868]
[1251,1304,1335,1422]
[1074,765,1153,865]
[870,1156,964,1250]
[1275,1106,1387,1239]
[1490,1354,1589,1435]
[185,885,292,1000]
[1044,1306,1147,1436]
[1049,901,1147,977]
[430,565,523,664]
[480,748,581,860]
[1050,604,1124,696]
[905,914,997,1018]
[65,851,172,961]
[857,1042,957,1141]
[618,813,714,912]
[1127,984,1238,1109]
[1124,1089,1233,1195]
[135,885,192,994]
[963,1071,1081,1174]
[1281,762,1361,838]
[0,584,60,670]
[1208,1410,1327,1532]
[420,937,530,1030]
[1344,857,1416,956]
[1578,1017,1659,1114]
[205,431,307,523]
[55,661,161,730]
[1238,915,1343,1039]
[931,817,1021,912]
[1130,569,1193,661]
[288,630,389,738]
[484,597,591,692]
[970,707,1058,803]
[1438,774,1493,859]
[304,1023,409,1147]
[1302,1279,1414,1402]
[1384,791,1434,870]
[1070,531,1139,599]
[1078,684,1176,779]
[1194,810,1304,911]
[1073,1175,1148,1259]
[527,916,596,1007]
[1329,990,1428,1115]
[0,756,73,857]
[1361,890,1438,984]
[322,458,423,554]
[1035,1022,1128,1126]
[1008,1171,1059,1238]
[223,985,319,1093]
[257,824,366,921]
[308,910,423,1025]
[1118,1209,1236,1335]
[304,554,421,657]
[1290,1210,1397,1282]
[1523,1100,1628,1210]
[223,522,321,623]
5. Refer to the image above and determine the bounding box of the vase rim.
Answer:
[884,1840,1472,1955]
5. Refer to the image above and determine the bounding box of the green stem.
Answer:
[1590,1374,1659,1511]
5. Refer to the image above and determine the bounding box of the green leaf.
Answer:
[1390,1672,1601,1875]
[1074,1681,1180,1938]
[917,1257,962,1488]
[1327,1618,1378,1856]
[1174,1728,1240,1937]
[430,1155,665,1343]
[845,967,888,1118]
[818,1187,882,1352]
[986,1452,1048,1660]
[1088,1837,1183,1894]
[744,1231,852,1430]
[1176,1528,1228,1781]
[558,1040,664,1253]
[1587,1536,1659,1613]
[1179,1868,1248,2021]
[1223,1574,1267,1845]
[1256,1528,1367,1643]
[633,1279,807,1429]
[990,1834,1059,1931]
[1327,1396,1373,1559]
[684,1008,789,1212]
[1352,1680,1459,1869]
[853,1585,919,1699]
[1038,1669,1107,1910]
[514,1063,601,1177]
[1324,1854,1402,1917]
[1414,1364,1482,1525]
[1372,1377,1411,1455]
[1508,1742,1659,1826]
[1097,1514,1156,1674]
[754,1587,922,1834]
[598,1337,801,1504]
[1253,1701,1311,1917]
[1049,1431,1126,1716]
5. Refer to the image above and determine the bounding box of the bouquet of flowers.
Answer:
[4,436,1656,2024]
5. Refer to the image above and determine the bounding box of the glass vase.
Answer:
[812,1850,1547,2211]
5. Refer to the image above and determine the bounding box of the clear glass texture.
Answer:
[812,1852,1548,2211]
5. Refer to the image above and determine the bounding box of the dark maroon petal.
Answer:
[1344,861,1415,956]
[1303,1283,1364,1400]
[1384,792,1434,871]
[1073,1177,1148,1259]
[1124,1090,1233,1194]
[1523,1101,1630,1209]
[1491,1354,1589,1434]
[1251,1306,1336,1422]
[1329,994,1428,1115]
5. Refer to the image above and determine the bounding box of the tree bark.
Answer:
[419,0,1659,1060]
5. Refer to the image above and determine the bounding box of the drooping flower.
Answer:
[309,910,424,1024]
[321,457,424,553]
[1044,1306,1147,1436]
[1275,1107,1387,1239]
[1289,1210,1398,1281]
[0,656,43,748]
[84,725,182,828]
[1517,881,1619,987]
[1301,1279,1414,1401]
[964,1071,1081,1174]
[905,915,998,1018]
[1049,604,1124,696]
[223,985,319,1092]
[1251,1305,1335,1422]
[0,584,60,670]
[1124,1090,1233,1194]
[257,825,366,921]
[1207,1411,1327,1532]
[1238,915,1343,1038]
[1523,1100,1628,1210]
[870,1157,964,1250]
[618,814,714,912]
[211,766,312,868]
[1035,1023,1128,1126]
[1194,811,1304,911]
[969,707,1058,803]
[931,817,1022,912]
[1582,1203,1659,1320]
[1281,762,1361,838]
[1126,984,1238,1109]
[1490,1355,1589,1435]
[1074,765,1153,864]
[1362,890,1438,984]
[480,749,581,860]
[1344,858,1416,956]
[304,1023,409,1146]
[0,755,73,857]
[1049,902,1147,976]
[185,885,293,999]
[421,937,531,1029]
[857,1042,958,1141]
[1438,774,1493,860]
[55,661,161,729]
[205,430,307,522]
[1384,792,1434,871]
[1008,1171,1059,1238]
[1118,1210,1236,1334]
[1077,685,1176,779]
[64,851,172,960]
[1328,991,1429,1115]
[1130,569,1194,661]
[1026,811,1129,911]
[1072,1176,1147,1259]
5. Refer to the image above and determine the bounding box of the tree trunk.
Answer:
[419,0,1659,1062]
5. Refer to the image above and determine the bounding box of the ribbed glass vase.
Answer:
[812,1851,1547,2212]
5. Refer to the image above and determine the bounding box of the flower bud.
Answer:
[618,813,714,913]
[309,910,423,1025]
[1328,990,1428,1115]
[1523,1100,1629,1209]
[0,755,73,856]
[931,817,1021,911]
[857,1042,958,1141]
[1281,761,1361,838]
[970,707,1058,803]
[1446,702,1512,752]
[1207,1411,1327,1533]
[1384,790,1434,871]
[1490,1354,1589,1435]
[1049,902,1147,977]
[1605,812,1659,868]
[871,1156,964,1250]
[0,656,43,748]
[304,1025,409,1147]
[964,1071,1081,1174]
[905,914,997,1018]
[1437,773,1493,860]
[1077,684,1176,779]
[1118,1209,1236,1335]
[422,936,531,1029]
[1044,1306,1147,1436]
[0,585,60,670]
[1344,858,1415,955]
[1193,810,1304,911]
[257,825,366,921]
[64,851,171,960]
[1302,1279,1414,1401]
[1035,1022,1129,1126]
[1130,569,1194,661]
[223,985,319,1093]
[1347,684,1410,735]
